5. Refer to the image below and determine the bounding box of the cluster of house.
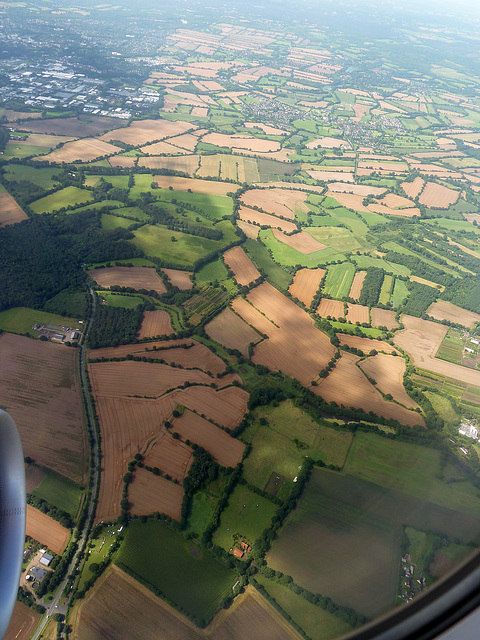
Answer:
[459,419,479,441]
[33,322,81,343]
[400,556,427,602]
[232,540,252,559]
[25,551,54,585]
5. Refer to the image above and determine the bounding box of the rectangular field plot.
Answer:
[131,224,220,266]
[5,602,41,640]
[289,268,325,307]
[212,484,277,552]
[31,473,83,518]
[267,469,480,619]
[205,308,262,357]
[26,504,70,555]
[116,520,237,623]
[323,263,355,298]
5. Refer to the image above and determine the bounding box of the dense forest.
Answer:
[87,305,144,348]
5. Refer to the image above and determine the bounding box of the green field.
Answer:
[424,392,458,424]
[30,186,94,214]
[3,164,59,189]
[0,307,82,336]
[116,520,237,623]
[328,321,384,338]
[212,484,276,552]
[31,474,83,518]
[3,143,51,159]
[379,274,394,305]
[101,292,144,308]
[323,262,355,298]
[352,254,411,277]
[345,432,480,517]
[255,574,353,640]
[110,206,148,220]
[259,229,344,267]
[101,213,133,230]
[131,224,219,266]
[307,226,365,253]
[436,328,465,365]
[157,189,234,221]
[392,279,410,308]
[195,257,236,292]
[78,525,122,591]
[244,238,293,290]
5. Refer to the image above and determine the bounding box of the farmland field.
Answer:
[0,307,82,336]
[87,266,167,294]
[116,520,238,622]
[137,310,173,338]
[71,566,301,640]
[272,229,326,254]
[26,504,70,554]
[223,246,260,285]
[337,334,397,354]
[418,182,459,208]
[162,268,193,290]
[316,298,345,319]
[154,175,234,196]
[34,138,120,163]
[30,186,93,214]
[289,268,325,306]
[129,468,184,520]
[346,303,369,324]
[4,602,41,640]
[349,271,366,301]
[427,300,480,328]
[359,353,419,409]
[31,473,83,517]
[205,308,262,356]
[131,224,220,266]
[142,429,193,482]
[0,333,86,483]
[240,188,308,219]
[323,263,356,298]
[238,205,297,233]
[0,188,28,226]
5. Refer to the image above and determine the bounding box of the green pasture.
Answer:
[101,292,144,308]
[0,307,82,336]
[244,238,293,290]
[259,229,344,267]
[329,321,384,338]
[3,164,59,189]
[379,275,394,305]
[3,143,51,159]
[131,224,219,266]
[30,186,93,214]
[352,254,411,277]
[307,226,365,253]
[323,262,355,298]
[392,279,409,307]
[101,214,133,230]
[31,474,83,518]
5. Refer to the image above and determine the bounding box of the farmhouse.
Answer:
[459,420,479,440]
[233,548,244,559]
[30,566,47,582]
[40,552,53,567]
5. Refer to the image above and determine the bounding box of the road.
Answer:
[31,287,99,639]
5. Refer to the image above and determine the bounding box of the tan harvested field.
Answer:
[359,353,420,409]
[306,137,351,149]
[3,109,42,121]
[377,193,414,209]
[26,505,70,555]
[328,183,387,196]
[0,333,86,483]
[108,155,136,168]
[0,191,28,227]
[71,567,302,640]
[307,170,355,183]
[367,203,420,217]
[371,308,399,330]
[153,175,234,196]
[240,188,308,220]
[409,275,445,292]
[202,133,281,153]
[138,154,200,175]
[34,138,120,163]
[100,119,194,146]
[272,229,326,254]
[316,298,345,319]
[349,271,366,301]
[223,246,260,285]
[234,283,335,386]
[4,602,41,640]
[16,133,75,147]
[402,177,425,199]
[205,308,262,357]
[338,334,397,354]
[178,385,248,429]
[129,468,184,520]
[231,297,278,336]
[448,239,480,260]
[408,163,462,179]
[137,310,173,338]
[346,303,369,324]
[25,464,47,493]
[418,182,459,208]
[245,122,288,135]
[165,133,199,152]
[18,115,125,137]
[237,219,259,238]
[394,315,480,388]
[173,410,245,467]
[163,268,193,290]
[143,429,193,482]
[289,268,325,306]
[142,140,186,154]
[254,181,326,194]
[464,213,480,225]
[327,192,369,212]
[191,106,208,116]
[87,266,167,294]
[238,206,297,233]
[315,352,424,427]
[427,300,480,329]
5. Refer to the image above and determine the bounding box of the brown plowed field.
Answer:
[223,246,260,285]
[234,283,335,386]
[100,119,194,146]
[349,271,366,301]
[238,206,297,233]
[0,191,28,227]
[94,394,178,522]
[4,602,41,640]
[129,467,185,521]
[89,361,214,398]
[315,352,424,427]
[90,339,226,376]
[427,300,480,329]
[346,303,369,324]
[70,567,302,640]
[173,410,245,468]
[237,220,259,238]
[34,138,120,163]
[138,155,200,175]
[205,308,262,356]
[143,430,193,482]
[153,175,233,196]
[418,182,459,208]
[142,140,185,154]
[137,310,173,338]
[316,298,345,319]
[328,183,387,196]
[0,333,86,483]
[163,268,193,290]
[289,268,325,306]
[202,133,281,153]
[359,353,420,409]
[394,315,480,388]
[338,334,397,354]
[18,115,126,137]
[231,297,278,336]
[26,504,70,555]
[272,229,326,254]
[87,266,167,294]
[240,188,308,219]
[401,177,425,199]
[178,385,249,430]
[371,308,399,330]
[25,464,47,493]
